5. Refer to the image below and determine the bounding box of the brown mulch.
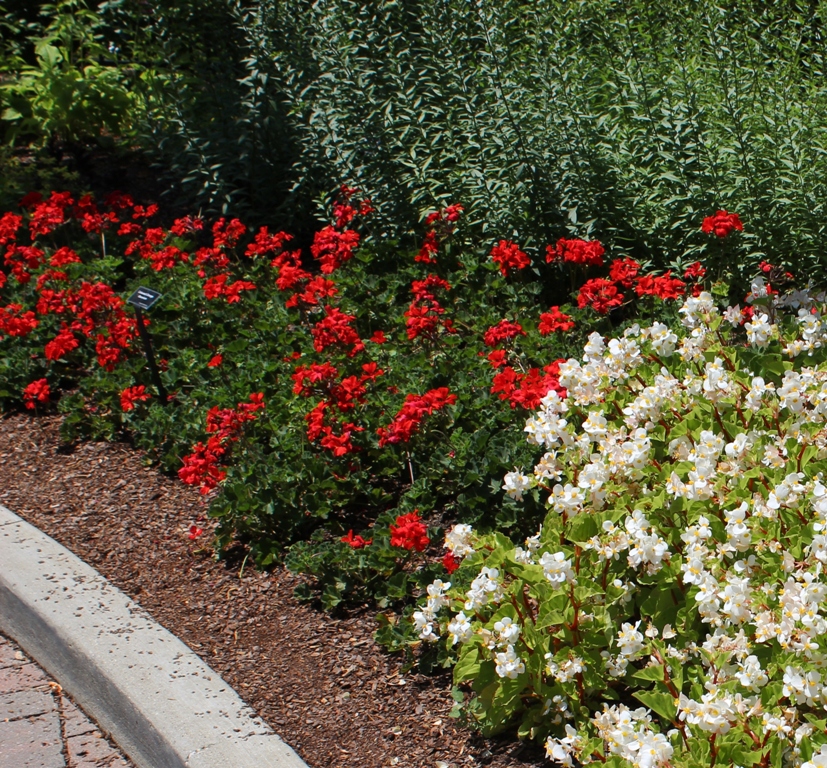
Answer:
[0,412,547,768]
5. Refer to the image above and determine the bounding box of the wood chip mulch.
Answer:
[0,412,547,768]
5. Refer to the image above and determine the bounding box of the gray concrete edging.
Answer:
[0,503,309,768]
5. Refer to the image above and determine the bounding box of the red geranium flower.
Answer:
[341,530,372,549]
[490,240,530,276]
[684,261,706,280]
[390,511,430,552]
[23,379,50,410]
[608,258,640,288]
[577,278,624,314]
[538,306,575,334]
[120,385,151,412]
[443,551,460,574]
[483,320,526,347]
[188,524,204,540]
[701,210,743,237]
[546,238,605,267]
[207,354,223,368]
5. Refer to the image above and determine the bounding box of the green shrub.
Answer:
[1,1,138,146]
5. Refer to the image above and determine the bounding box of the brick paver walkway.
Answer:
[0,633,133,768]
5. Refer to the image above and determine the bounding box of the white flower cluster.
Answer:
[592,705,673,768]
[412,578,451,642]
[416,290,827,767]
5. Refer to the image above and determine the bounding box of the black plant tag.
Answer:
[127,287,162,311]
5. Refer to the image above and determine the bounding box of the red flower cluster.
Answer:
[442,551,460,574]
[22,378,50,410]
[188,524,204,540]
[125,226,189,272]
[0,212,22,247]
[170,215,204,238]
[577,278,624,314]
[5,244,45,283]
[609,258,640,288]
[405,274,455,340]
[299,362,383,455]
[635,271,685,300]
[0,303,38,337]
[415,204,463,264]
[490,240,530,276]
[684,261,706,280]
[491,362,565,409]
[292,362,340,396]
[312,305,365,356]
[44,326,79,360]
[120,385,151,411]
[483,320,526,347]
[207,354,223,368]
[332,185,374,229]
[305,401,364,456]
[74,194,120,233]
[702,210,743,237]
[377,387,457,447]
[271,244,338,309]
[389,511,430,552]
[178,437,227,494]
[179,394,265,493]
[538,306,574,334]
[206,393,265,441]
[28,192,74,238]
[311,227,361,274]
[211,218,246,249]
[546,238,605,267]
[203,273,257,303]
[341,530,372,549]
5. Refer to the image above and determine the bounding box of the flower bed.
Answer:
[9,184,810,766]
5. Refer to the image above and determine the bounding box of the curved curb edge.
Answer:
[0,503,309,768]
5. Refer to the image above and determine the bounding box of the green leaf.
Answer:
[633,689,677,722]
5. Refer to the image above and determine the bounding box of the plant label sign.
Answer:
[127,287,162,311]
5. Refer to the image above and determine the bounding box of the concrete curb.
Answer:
[0,504,309,768]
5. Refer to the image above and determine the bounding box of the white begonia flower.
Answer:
[545,654,584,683]
[617,621,645,656]
[503,470,532,501]
[425,579,451,614]
[802,744,827,768]
[533,451,562,481]
[464,566,503,612]
[494,645,525,679]
[745,312,773,347]
[540,551,576,587]
[703,357,734,401]
[648,322,678,356]
[723,304,743,326]
[745,276,769,304]
[539,388,568,413]
[745,375,773,411]
[677,689,737,734]
[445,523,475,558]
[545,724,582,767]
[583,332,606,363]
[679,291,716,327]
[736,654,769,691]
[446,612,473,646]
[551,483,585,516]
[412,610,438,642]
[582,411,608,440]
[493,616,521,647]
